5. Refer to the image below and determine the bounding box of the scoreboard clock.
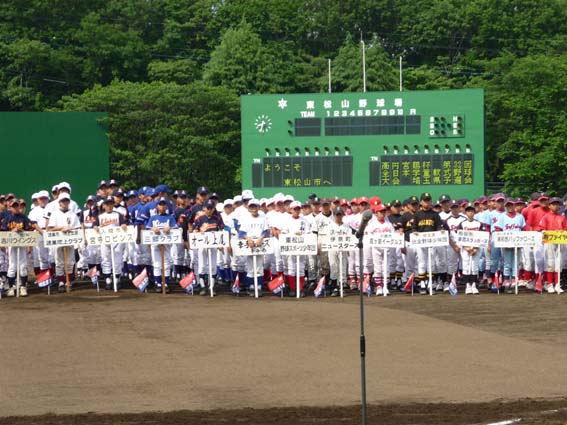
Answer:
[241,89,484,200]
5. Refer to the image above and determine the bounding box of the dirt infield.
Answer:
[2,284,567,424]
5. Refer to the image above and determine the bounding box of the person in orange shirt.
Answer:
[537,197,567,294]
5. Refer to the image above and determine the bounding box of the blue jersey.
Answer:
[193,213,225,233]
[486,209,505,232]
[138,200,174,225]
[145,213,177,230]
[495,212,526,232]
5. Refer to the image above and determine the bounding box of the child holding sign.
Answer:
[146,197,177,293]
[47,193,81,293]
[3,199,40,296]
[457,203,488,295]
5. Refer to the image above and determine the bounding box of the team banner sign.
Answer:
[84,226,137,246]
[231,238,274,256]
[543,231,567,245]
[456,230,490,247]
[410,231,449,247]
[493,231,542,248]
[319,234,358,252]
[189,231,230,249]
[279,234,318,255]
[364,232,405,248]
[141,228,183,245]
[44,229,84,247]
[0,231,39,247]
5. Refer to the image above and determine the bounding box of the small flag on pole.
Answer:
[535,273,543,293]
[362,275,372,297]
[268,274,285,295]
[314,276,326,298]
[449,273,458,296]
[85,266,98,286]
[132,268,149,293]
[179,271,197,294]
[36,269,52,288]
[402,273,414,293]
[231,272,240,295]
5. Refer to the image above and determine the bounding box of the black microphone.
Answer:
[355,209,373,239]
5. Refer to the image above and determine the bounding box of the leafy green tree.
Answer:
[330,35,398,92]
[60,81,241,196]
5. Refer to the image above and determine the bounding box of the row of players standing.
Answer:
[3,179,567,297]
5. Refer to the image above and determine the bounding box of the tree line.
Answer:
[1,0,565,196]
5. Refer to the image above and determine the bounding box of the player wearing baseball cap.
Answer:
[457,203,488,295]
[536,197,567,293]
[193,199,226,296]
[238,199,270,296]
[28,191,51,280]
[47,192,81,292]
[95,196,129,290]
[145,197,178,292]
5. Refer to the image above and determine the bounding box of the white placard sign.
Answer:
[410,231,449,247]
[456,230,490,247]
[189,231,230,249]
[231,237,274,256]
[279,234,318,255]
[493,231,542,248]
[141,228,183,245]
[364,232,405,248]
[0,231,39,247]
[85,226,137,246]
[319,234,358,252]
[44,229,84,248]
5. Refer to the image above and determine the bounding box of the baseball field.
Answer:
[2,283,567,424]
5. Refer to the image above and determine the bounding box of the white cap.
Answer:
[37,190,50,199]
[273,194,285,204]
[58,193,71,201]
[259,198,267,205]
[51,185,59,193]
[290,201,301,209]
[31,193,38,200]
[284,195,294,202]
[58,181,71,192]
[242,189,254,200]
[224,198,233,206]
[267,197,275,206]
[216,202,224,213]
[233,195,243,203]
[248,198,260,207]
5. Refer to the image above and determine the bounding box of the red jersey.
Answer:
[527,206,550,230]
[537,211,567,231]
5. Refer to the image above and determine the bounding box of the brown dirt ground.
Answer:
[2,281,567,424]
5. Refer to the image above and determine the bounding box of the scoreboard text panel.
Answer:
[241,90,484,200]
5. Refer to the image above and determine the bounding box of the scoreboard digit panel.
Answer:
[241,89,484,200]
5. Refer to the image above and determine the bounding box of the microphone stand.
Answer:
[356,221,368,425]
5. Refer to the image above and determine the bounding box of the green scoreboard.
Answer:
[241,89,484,200]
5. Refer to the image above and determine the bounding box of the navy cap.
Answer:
[209,192,220,200]
[409,196,419,204]
[420,192,432,201]
[179,190,187,198]
[333,207,344,215]
[126,190,138,198]
[98,180,108,188]
[549,197,562,204]
[113,189,124,197]
[103,196,114,204]
[204,199,215,209]
[391,199,402,207]
[157,196,168,204]
[86,195,96,202]
[197,186,208,195]
[154,184,171,194]
[439,194,451,203]
[109,179,119,186]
